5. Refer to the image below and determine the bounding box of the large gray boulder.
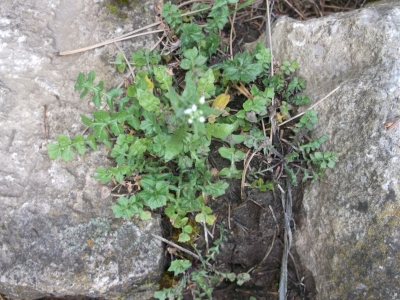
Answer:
[0,0,164,299]
[272,0,400,299]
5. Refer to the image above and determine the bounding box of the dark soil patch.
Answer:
[185,139,314,300]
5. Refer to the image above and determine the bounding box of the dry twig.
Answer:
[229,2,238,60]
[386,118,400,130]
[152,234,214,267]
[114,42,135,80]
[279,84,341,127]
[241,138,271,199]
[228,203,231,230]
[247,229,276,273]
[57,7,210,56]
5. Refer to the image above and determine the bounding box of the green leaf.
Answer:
[243,128,265,149]
[108,114,125,136]
[243,96,267,114]
[137,89,160,112]
[139,111,160,135]
[125,113,140,131]
[164,126,186,161]
[180,47,207,76]
[299,135,327,153]
[178,232,191,242]
[202,33,220,56]
[139,180,169,209]
[218,147,245,162]
[57,134,71,147]
[85,134,97,151]
[112,53,126,73]
[211,0,229,11]
[111,144,127,165]
[206,0,230,32]
[94,167,113,184]
[182,73,199,103]
[129,138,151,157]
[104,88,123,109]
[254,43,271,67]
[72,135,85,155]
[93,110,110,123]
[161,2,182,31]
[216,51,263,83]
[218,165,242,179]
[290,95,310,106]
[249,178,274,192]
[131,49,160,72]
[47,143,61,160]
[206,122,238,139]
[108,167,124,183]
[180,23,205,49]
[60,148,73,161]
[168,259,191,276]
[284,164,298,186]
[131,50,147,68]
[111,195,142,219]
[167,86,181,113]
[236,273,251,286]
[280,101,292,117]
[294,110,318,133]
[154,65,172,90]
[48,134,74,162]
[126,85,137,98]
[139,210,151,220]
[226,273,236,282]
[74,71,104,107]
[195,206,216,225]
[201,181,229,197]
[151,133,171,157]
[81,114,93,127]
[281,60,299,75]
[197,69,215,98]
[284,152,299,163]
[93,124,109,143]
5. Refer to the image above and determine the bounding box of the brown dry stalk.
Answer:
[113,42,135,80]
[58,7,210,56]
[386,118,400,130]
[278,84,341,127]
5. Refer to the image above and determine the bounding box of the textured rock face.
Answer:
[0,0,164,299]
[272,1,400,299]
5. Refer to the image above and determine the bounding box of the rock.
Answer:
[0,0,165,299]
[272,0,400,299]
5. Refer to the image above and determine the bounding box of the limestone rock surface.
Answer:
[0,0,164,299]
[272,1,400,299]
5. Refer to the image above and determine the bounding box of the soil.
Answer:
[202,22,314,300]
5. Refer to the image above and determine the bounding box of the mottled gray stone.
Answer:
[272,1,400,299]
[0,0,164,299]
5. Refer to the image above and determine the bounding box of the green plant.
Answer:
[249,178,274,192]
[47,0,337,297]
[154,225,251,300]
[104,4,118,14]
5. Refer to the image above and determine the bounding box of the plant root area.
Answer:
[179,144,315,300]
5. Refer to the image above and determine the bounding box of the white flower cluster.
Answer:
[184,96,206,124]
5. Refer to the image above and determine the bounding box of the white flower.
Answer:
[188,118,193,124]
[191,104,197,112]
[184,108,192,115]
[199,116,205,122]
[199,96,205,104]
